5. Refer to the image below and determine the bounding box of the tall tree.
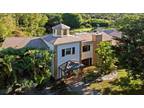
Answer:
[0,15,16,39]
[62,13,83,29]
[96,41,117,76]
[45,14,62,33]
[115,14,144,80]
[15,13,48,36]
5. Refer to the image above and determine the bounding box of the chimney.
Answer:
[92,33,102,65]
[92,33,102,42]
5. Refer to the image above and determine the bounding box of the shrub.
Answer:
[82,66,96,73]
[0,48,53,90]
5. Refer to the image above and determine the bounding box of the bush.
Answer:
[82,66,96,73]
[0,48,53,90]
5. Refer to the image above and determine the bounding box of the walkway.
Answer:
[64,76,99,95]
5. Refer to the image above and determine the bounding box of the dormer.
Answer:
[52,23,70,36]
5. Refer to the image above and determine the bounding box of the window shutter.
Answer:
[62,49,65,57]
[72,47,75,54]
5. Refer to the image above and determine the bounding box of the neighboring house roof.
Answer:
[2,37,31,49]
[103,29,122,38]
[52,23,70,29]
[42,35,81,45]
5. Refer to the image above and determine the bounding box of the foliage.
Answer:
[82,66,96,73]
[0,48,53,90]
[0,15,16,39]
[0,13,141,39]
[62,13,83,29]
[86,19,111,28]
[89,69,144,95]
[14,13,48,36]
[96,41,117,76]
[45,14,63,33]
[115,14,144,81]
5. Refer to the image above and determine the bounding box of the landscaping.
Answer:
[0,48,53,94]
[89,69,144,95]
[1,14,144,95]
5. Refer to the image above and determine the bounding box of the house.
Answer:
[2,23,121,79]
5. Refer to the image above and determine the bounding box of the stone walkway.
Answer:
[65,71,118,95]
[67,81,100,95]
[65,76,100,95]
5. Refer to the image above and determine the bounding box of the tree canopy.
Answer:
[115,14,144,80]
[96,41,117,76]
[62,13,83,29]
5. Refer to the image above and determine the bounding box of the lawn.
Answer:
[89,69,144,95]
[71,27,93,34]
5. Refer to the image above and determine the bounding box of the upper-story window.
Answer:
[72,47,75,54]
[61,47,75,57]
[66,48,71,55]
[83,45,90,52]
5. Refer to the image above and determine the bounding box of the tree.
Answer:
[115,14,144,81]
[15,13,48,36]
[62,13,83,29]
[45,14,63,33]
[96,41,117,76]
[0,15,16,39]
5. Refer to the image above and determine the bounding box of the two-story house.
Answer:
[2,23,120,79]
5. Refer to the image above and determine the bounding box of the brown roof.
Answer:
[2,37,32,49]
[43,35,82,45]
[54,36,82,45]
[101,32,113,41]
[77,35,93,42]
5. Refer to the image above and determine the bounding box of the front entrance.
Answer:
[82,58,92,67]
[58,60,84,79]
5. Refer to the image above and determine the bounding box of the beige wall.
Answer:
[81,42,93,62]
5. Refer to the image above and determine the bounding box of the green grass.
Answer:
[71,27,93,33]
[89,69,144,95]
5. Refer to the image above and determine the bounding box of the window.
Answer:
[72,47,75,54]
[82,58,92,66]
[61,47,75,57]
[66,48,71,55]
[83,45,90,52]
[62,49,65,57]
